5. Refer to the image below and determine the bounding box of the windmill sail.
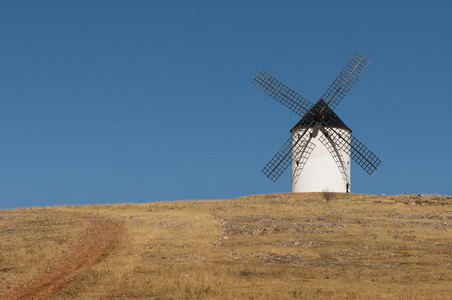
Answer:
[321,53,370,111]
[252,53,381,190]
[252,70,314,117]
[262,125,315,181]
[322,127,381,175]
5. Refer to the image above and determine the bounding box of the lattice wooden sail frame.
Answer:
[262,126,315,182]
[252,53,381,181]
[252,70,313,117]
[321,53,370,111]
[322,127,381,175]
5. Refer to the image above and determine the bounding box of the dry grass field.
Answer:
[1,193,452,299]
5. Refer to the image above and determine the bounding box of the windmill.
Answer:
[252,53,381,193]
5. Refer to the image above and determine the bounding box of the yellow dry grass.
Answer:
[1,193,452,299]
[0,209,89,291]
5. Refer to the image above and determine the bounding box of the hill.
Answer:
[1,193,452,299]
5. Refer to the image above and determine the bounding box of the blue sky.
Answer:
[1,1,451,209]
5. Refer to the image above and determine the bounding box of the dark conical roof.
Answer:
[290,99,351,132]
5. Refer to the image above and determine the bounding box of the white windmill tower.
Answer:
[252,53,380,193]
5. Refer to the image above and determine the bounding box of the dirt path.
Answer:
[1,214,123,300]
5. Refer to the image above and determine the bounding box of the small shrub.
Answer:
[322,189,336,202]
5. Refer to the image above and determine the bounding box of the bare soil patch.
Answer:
[0,214,123,300]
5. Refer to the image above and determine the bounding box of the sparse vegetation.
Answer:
[322,189,336,202]
[1,193,452,299]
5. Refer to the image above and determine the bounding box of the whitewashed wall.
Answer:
[291,125,351,193]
